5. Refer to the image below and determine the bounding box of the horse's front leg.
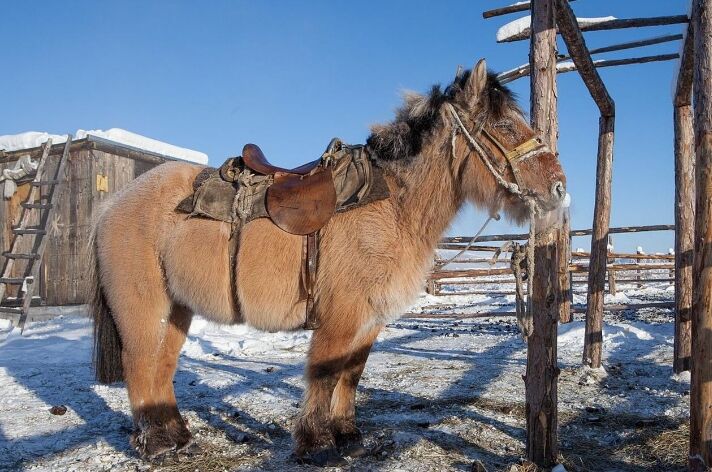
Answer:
[293,308,375,457]
[329,325,381,446]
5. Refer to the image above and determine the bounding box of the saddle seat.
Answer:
[242,143,321,176]
[242,143,337,235]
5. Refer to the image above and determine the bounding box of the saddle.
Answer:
[177,138,390,329]
[242,143,337,235]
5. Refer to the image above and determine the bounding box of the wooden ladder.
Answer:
[0,136,71,333]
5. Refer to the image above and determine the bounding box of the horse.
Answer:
[89,59,566,462]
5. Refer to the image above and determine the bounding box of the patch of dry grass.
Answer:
[559,412,688,472]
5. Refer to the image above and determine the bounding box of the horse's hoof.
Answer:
[293,448,348,467]
[130,423,192,461]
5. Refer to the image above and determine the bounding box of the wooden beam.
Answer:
[428,267,512,279]
[483,0,576,19]
[690,0,712,469]
[573,252,674,260]
[526,0,559,466]
[554,0,615,116]
[675,22,695,108]
[560,33,683,60]
[499,14,690,43]
[499,53,680,85]
[441,224,674,244]
[673,12,694,376]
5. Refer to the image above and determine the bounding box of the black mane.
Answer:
[367,71,519,163]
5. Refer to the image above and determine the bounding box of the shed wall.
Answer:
[0,145,165,305]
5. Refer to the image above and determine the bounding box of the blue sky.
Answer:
[1,1,687,252]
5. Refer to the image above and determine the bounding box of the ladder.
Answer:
[0,136,71,333]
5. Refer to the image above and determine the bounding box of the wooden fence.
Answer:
[425,224,676,314]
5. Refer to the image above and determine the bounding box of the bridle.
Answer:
[442,102,554,339]
[444,102,550,205]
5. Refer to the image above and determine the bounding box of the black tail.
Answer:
[88,230,124,384]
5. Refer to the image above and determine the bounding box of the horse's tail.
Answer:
[88,226,124,384]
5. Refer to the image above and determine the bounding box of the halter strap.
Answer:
[444,101,550,340]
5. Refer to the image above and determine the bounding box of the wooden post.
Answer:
[583,116,615,368]
[690,0,712,469]
[526,0,559,466]
[674,22,694,375]
[636,247,645,288]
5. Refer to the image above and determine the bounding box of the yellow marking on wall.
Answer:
[96,174,108,192]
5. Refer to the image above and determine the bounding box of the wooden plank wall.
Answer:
[0,146,163,305]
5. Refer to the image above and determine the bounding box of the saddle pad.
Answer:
[176,141,390,229]
[176,168,237,223]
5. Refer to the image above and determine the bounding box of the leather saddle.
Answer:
[242,143,337,235]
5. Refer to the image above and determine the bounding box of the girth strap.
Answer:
[302,232,320,329]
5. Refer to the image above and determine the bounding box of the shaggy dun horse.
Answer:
[90,60,566,462]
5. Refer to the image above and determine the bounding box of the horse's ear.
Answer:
[466,59,488,101]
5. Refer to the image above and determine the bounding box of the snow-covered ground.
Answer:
[0,284,689,471]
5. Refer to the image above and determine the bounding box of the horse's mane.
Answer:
[367,71,520,163]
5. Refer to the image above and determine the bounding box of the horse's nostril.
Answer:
[552,181,565,199]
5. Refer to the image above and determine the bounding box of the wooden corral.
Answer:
[481,0,709,467]
[0,135,202,306]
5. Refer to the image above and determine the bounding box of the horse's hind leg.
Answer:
[329,325,381,446]
[147,304,194,453]
[113,287,191,458]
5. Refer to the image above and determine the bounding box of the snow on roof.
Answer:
[496,15,617,42]
[0,128,208,165]
[0,132,70,153]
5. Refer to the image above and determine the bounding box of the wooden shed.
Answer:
[0,133,206,306]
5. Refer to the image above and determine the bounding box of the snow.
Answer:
[577,16,618,27]
[0,283,689,470]
[0,128,208,165]
[497,15,617,42]
[0,132,69,152]
[496,15,531,42]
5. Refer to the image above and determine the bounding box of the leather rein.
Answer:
[444,102,553,339]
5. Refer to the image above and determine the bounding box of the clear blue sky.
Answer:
[1,1,687,252]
